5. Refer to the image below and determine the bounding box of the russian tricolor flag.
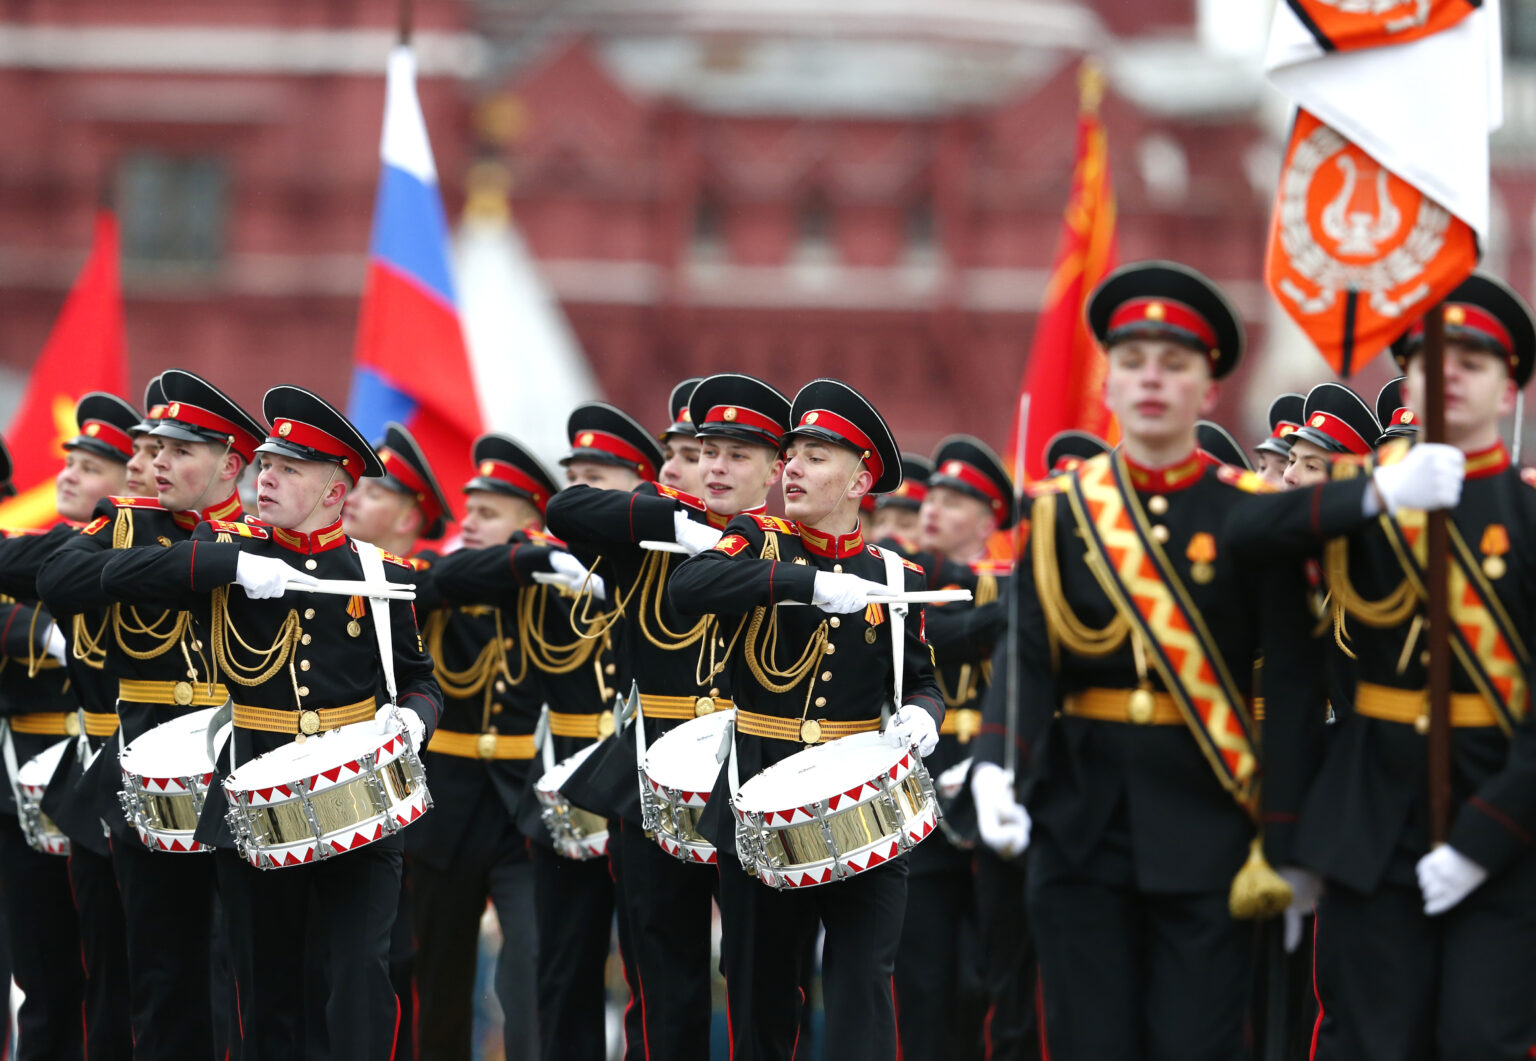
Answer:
[348,45,482,533]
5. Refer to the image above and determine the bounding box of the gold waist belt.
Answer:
[939,708,982,742]
[1354,682,1497,732]
[733,709,880,745]
[10,711,118,737]
[232,697,377,736]
[429,729,537,761]
[118,679,228,708]
[548,710,616,740]
[1063,688,1184,726]
[640,693,735,721]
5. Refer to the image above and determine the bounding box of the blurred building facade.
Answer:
[5,0,1536,453]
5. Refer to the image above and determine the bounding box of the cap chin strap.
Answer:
[181,439,236,518]
[802,452,870,533]
[292,465,341,534]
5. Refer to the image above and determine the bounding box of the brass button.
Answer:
[298,686,310,698]
[604,663,616,676]
[486,725,498,736]
[64,713,80,737]
[821,671,833,682]
[1151,525,1170,544]
[824,643,835,655]
[1128,689,1156,725]
[304,608,315,620]
[718,638,726,648]
[495,680,507,693]
[504,638,515,649]
[709,688,720,697]
[491,704,503,715]
[300,659,310,671]
[347,621,361,638]
[1420,651,1432,667]
[1147,495,1169,516]
[815,696,827,708]
[694,696,716,717]
[1414,715,1431,736]
[829,617,840,628]
[192,640,203,652]
[833,564,843,574]
[477,733,498,759]
[301,634,312,646]
[800,718,823,744]
[304,559,318,571]
[597,712,615,738]
[172,681,194,706]
[298,710,321,736]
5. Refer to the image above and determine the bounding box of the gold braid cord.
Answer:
[72,613,108,670]
[210,586,299,688]
[424,607,522,696]
[1031,492,1129,668]
[522,585,602,676]
[936,572,1002,706]
[637,551,711,651]
[741,531,827,721]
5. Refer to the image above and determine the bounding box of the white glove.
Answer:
[1416,845,1488,915]
[235,553,314,600]
[811,571,888,614]
[375,704,426,751]
[885,704,940,757]
[672,511,722,555]
[971,761,1031,858]
[1369,443,1464,515]
[43,624,67,665]
[548,551,606,600]
[1279,867,1324,953]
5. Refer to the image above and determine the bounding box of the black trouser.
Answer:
[412,801,538,1061]
[390,864,414,1061]
[973,846,1040,1061]
[1027,837,1251,1061]
[894,864,985,1061]
[67,845,132,1061]
[531,843,626,1061]
[718,848,908,1061]
[111,836,217,1059]
[216,839,404,1061]
[1311,856,1536,1061]
[611,819,714,1061]
[0,816,83,1061]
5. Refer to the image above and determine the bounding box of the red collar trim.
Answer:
[272,518,348,555]
[1123,450,1209,494]
[173,490,243,531]
[1464,442,1510,480]
[798,521,865,559]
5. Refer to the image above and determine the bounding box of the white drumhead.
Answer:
[228,720,396,789]
[734,731,903,813]
[536,739,603,793]
[18,739,71,786]
[644,709,733,790]
[120,708,218,777]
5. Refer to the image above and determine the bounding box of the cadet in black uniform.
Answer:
[887,435,1016,1061]
[670,378,945,1061]
[37,369,262,1060]
[547,373,791,1061]
[0,393,139,1060]
[1252,392,1305,490]
[432,406,655,1061]
[96,385,443,1061]
[659,376,707,499]
[1232,274,1536,1061]
[1374,376,1420,443]
[868,453,932,553]
[1280,383,1380,489]
[969,262,1324,1060]
[389,431,550,1061]
[1197,420,1253,471]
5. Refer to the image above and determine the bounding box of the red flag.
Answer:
[1006,64,1120,486]
[0,211,128,528]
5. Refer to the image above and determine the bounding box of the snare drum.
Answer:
[118,707,219,853]
[223,720,431,870]
[17,739,71,856]
[534,741,609,860]
[640,709,733,864]
[732,731,939,890]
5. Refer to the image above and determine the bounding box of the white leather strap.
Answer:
[354,541,399,708]
[878,547,907,709]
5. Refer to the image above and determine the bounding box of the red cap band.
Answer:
[161,401,260,463]
[378,448,442,523]
[702,404,786,438]
[269,418,367,482]
[571,429,657,480]
[1407,303,1515,366]
[1107,297,1218,352]
[1303,411,1372,456]
[1270,420,1300,441]
[472,459,552,513]
[885,480,928,504]
[76,419,134,460]
[936,459,1008,512]
[795,409,884,483]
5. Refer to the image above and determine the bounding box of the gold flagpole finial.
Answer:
[1078,59,1106,116]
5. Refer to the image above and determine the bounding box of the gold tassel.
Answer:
[1227,836,1292,920]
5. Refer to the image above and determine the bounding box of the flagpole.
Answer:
[1423,304,1452,845]
[397,0,414,45]
[1003,394,1030,784]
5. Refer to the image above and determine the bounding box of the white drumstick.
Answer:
[778,589,972,607]
[282,578,416,600]
[640,540,691,554]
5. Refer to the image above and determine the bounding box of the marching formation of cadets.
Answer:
[0,258,1528,1061]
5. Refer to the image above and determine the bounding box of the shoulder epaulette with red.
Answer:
[407,556,432,572]
[110,496,164,510]
[865,544,925,575]
[1215,465,1276,494]
[1026,476,1071,499]
[206,519,268,539]
[380,550,411,568]
[651,483,706,512]
[523,528,566,549]
[747,514,797,534]
[971,557,1015,576]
